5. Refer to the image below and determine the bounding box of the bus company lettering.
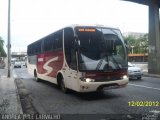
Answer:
[38,58,44,62]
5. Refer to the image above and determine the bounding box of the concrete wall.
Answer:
[148,0,160,74]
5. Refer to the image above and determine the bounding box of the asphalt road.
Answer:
[13,67,160,119]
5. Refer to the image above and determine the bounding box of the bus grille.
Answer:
[94,76,122,82]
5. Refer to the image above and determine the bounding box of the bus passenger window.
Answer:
[54,30,63,50]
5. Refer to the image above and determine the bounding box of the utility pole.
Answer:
[7,0,11,77]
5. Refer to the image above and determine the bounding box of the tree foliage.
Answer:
[0,37,7,57]
[123,34,148,54]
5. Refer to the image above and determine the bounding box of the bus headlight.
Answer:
[80,77,95,82]
[122,75,128,79]
[86,78,95,82]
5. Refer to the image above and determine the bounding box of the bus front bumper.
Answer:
[78,78,129,92]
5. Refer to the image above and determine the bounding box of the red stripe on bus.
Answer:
[37,51,64,77]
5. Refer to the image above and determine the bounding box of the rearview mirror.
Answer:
[73,37,80,51]
[124,40,129,53]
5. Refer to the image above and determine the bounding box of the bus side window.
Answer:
[54,30,63,51]
[64,28,77,70]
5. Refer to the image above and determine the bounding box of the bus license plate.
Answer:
[103,86,118,90]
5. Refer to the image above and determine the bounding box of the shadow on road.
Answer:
[129,78,143,82]
[35,79,121,101]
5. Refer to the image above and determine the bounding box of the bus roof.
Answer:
[66,24,120,30]
[27,24,121,47]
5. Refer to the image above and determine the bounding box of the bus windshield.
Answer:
[75,27,127,71]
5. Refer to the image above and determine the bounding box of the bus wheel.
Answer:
[34,70,40,82]
[60,78,68,93]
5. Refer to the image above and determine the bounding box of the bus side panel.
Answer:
[27,55,37,76]
[37,51,64,80]
[37,54,46,74]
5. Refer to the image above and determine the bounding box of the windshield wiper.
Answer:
[96,57,105,70]
[96,54,121,71]
[110,55,121,69]
[96,54,110,70]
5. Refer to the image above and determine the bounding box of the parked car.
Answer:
[14,61,21,68]
[128,62,143,80]
[21,61,27,67]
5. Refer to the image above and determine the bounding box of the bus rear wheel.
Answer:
[60,78,68,93]
[34,70,40,82]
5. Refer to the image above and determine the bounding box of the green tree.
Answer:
[138,34,148,54]
[0,37,7,57]
[123,34,148,54]
[123,35,138,54]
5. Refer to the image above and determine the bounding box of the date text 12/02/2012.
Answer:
[128,101,159,107]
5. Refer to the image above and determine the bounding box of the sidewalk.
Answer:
[143,72,160,78]
[0,68,23,115]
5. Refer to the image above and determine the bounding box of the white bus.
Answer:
[27,25,128,93]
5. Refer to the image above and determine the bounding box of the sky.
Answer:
[0,0,148,52]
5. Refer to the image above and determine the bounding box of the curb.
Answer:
[12,70,24,115]
[12,69,38,115]
[143,73,160,78]
[14,79,24,114]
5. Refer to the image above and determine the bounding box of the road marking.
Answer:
[129,83,160,91]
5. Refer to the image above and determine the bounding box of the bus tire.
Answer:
[60,78,68,93]
[34,70,40,82]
